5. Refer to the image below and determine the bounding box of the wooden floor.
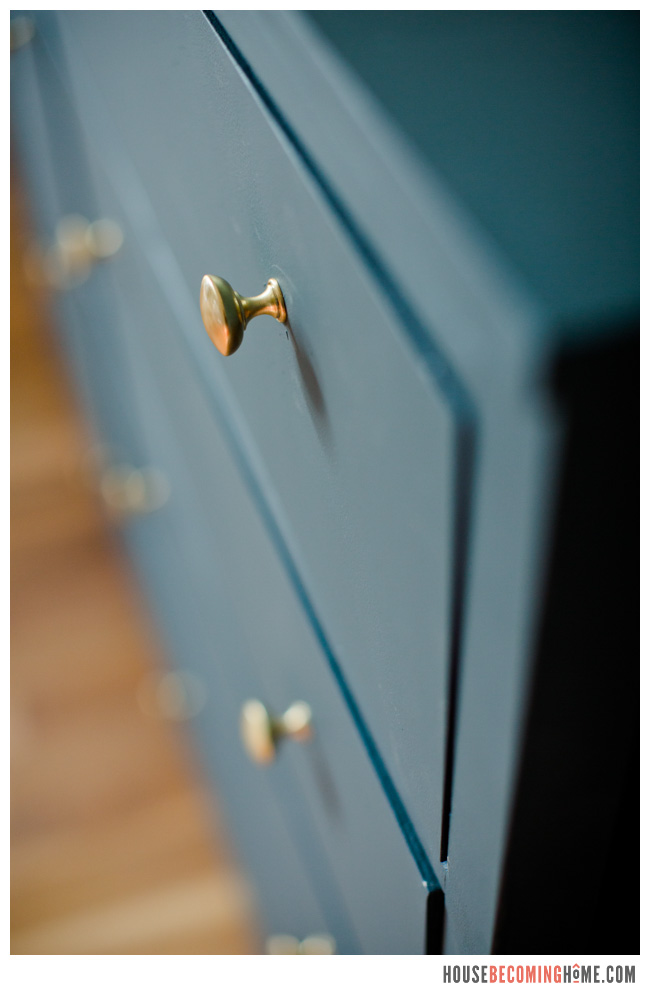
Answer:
[10,166,262,955]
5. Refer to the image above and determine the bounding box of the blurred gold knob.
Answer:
[240,699,312,766]
[10,16,35,50]
[199,274,287,357]
[266,934,336,955]
[26,215,123,290]
[136,669,207,722]
[100,465,169,519]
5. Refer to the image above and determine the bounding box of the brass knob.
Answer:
[239,699,312,766]
[100,465,169,519]
[26,215,123,290]
[266,934,336,955]
[199,274,287,356]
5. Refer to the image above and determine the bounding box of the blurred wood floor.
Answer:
[10,164,262,955]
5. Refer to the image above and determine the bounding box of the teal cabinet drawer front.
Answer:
[121,462,349,951]
[50,9,461,877]
[90,198,433,951]
[122,476,347,952]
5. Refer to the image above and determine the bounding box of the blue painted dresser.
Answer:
[11,12,638,954]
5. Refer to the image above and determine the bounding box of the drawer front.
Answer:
[47,9,469,879]
[99,203,432,953]
[117,385,352,950]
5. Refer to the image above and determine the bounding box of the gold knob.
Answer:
[100,465,169,519]
[26,215,123,290]
[199,274,287,357]
[266,933,336,955]
[239,699,312,766]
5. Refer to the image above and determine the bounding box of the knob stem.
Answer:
[274,701,312,742]
[240,699,312,765]
[240,278,287,326]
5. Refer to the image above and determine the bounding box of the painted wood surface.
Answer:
[49,11,457,888]
[12,10,633,953]
[91,127,432,949]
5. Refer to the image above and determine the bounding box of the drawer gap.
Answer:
[440,419,476,862]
